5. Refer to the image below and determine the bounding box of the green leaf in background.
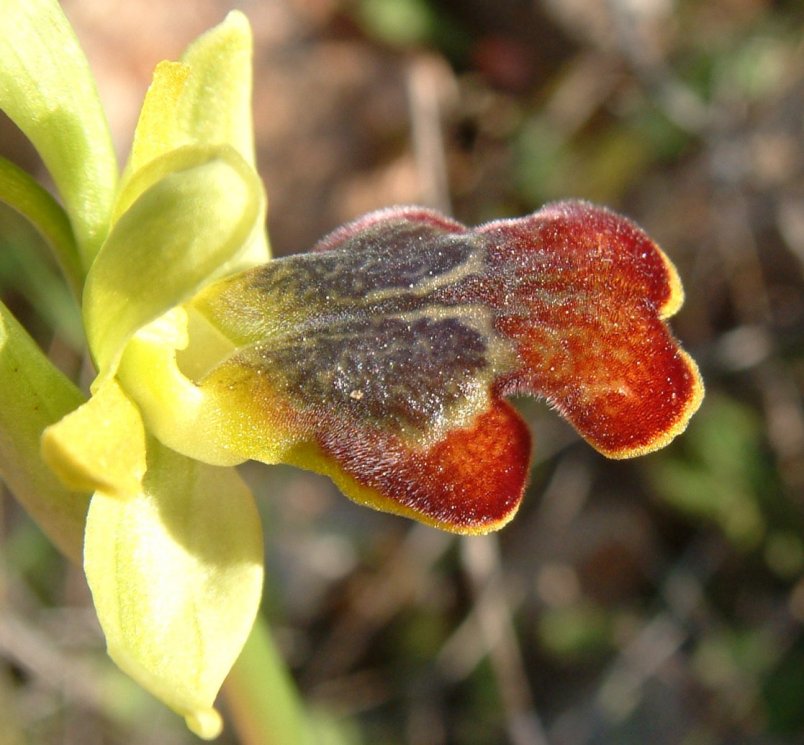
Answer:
[0,300,88,563]
[0,202,83,349]
[648,393,801,558]
[0,156,82,295]
[0,0,117,268]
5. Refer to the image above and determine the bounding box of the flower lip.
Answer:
[188,201,703,533]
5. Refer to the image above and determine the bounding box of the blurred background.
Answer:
[1,0,803,743]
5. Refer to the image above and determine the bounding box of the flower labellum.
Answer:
[190,200,704,533]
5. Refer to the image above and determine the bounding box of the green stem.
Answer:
[0,300,88,564]
[0,0,118,267]
[221,614,310,745]
[0,156,84,297]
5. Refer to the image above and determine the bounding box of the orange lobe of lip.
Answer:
[305,399,531,533]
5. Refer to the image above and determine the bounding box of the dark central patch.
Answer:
[246,230,478,308]
[248,314,489,431]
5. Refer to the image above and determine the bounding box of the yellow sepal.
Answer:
[41,379,146,497]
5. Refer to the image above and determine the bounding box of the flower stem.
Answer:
[0,300,88,563]
[222,614,309,745]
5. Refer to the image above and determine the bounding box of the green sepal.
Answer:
[125,10,256,178]
[84,437,264,739]
[0,300,88,564]
[179,10,258,167]
[83,144,264,381]
[119,10,269,266]
[0,0,117,267]
[180,9,271,267]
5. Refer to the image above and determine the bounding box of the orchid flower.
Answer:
[1,2,265,736]
[0,0,703,738]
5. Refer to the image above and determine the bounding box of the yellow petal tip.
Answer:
[185,707,223,740]
[40,381,146,497]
